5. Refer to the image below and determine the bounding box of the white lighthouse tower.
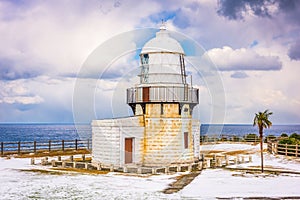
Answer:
[127,25,199,166]
[92,25,200,170]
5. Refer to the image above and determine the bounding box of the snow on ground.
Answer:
[180,169,300,199]
[202,143,300,172]
[200,142,263,152]
[239,152,300,172]
[1,143,300,200]
[0,157,175,200]
[190,143,300,199]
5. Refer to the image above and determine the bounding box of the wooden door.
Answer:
[184,132,189,149]
[143,87,149,102]
[125,138,133,164]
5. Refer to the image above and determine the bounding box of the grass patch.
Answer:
[201,150,225,154]
[224,150,256,156]
[112,172,154,178]
[247,165,287,170]
[20,167,109,175]
[73,157,92,162]
[51,167,109,175]
[20,169,67,175]
[14,149,90,158]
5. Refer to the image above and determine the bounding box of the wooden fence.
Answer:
[267,141,299,157]
[0,139,91,156]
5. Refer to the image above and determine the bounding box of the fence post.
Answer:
[296,144,298,157]
[62,140,65,151]
[34,141,36,154]
[1,142,3,156]
[271,142,274,153]
[18,141,21,154]
[49,140,51,152]
[285,143,288,156]
[75,139,78,151]
[87,139,90,150]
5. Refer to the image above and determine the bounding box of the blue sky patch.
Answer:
[250,40,258,48]
[148,10,177,23]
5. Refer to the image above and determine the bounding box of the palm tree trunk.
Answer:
[259,126,264,173]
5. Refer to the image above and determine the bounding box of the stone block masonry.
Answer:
[92,116,144,167]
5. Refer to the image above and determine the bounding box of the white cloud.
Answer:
[0,0,160,79]
[219,55,300,124]
[1,95,43,105]
[0,76,76,121]
[0,80,43,105]
[205,46,282,71]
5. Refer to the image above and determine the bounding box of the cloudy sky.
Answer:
[0,0,299,124]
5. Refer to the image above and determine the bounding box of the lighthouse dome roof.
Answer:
[141,27,184,54]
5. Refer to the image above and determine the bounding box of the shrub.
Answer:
[289,133,300,140]
[231,135,240,142]
[264,135,276,142]
[279,137,300,145]
[244,133,259,142]
[279,138,295,145]
[220,136,228,141]
[279,133,300,145]
[277,133,300,157]
[280,133,288,138]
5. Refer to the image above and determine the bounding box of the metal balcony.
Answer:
[126,86,199,104]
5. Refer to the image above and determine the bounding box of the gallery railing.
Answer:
[127,86,199,104]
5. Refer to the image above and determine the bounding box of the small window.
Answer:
[141,54,149,64]
[184,132,188,149]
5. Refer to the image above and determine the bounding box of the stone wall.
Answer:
[192,119,200,159]
[142,103,195,166]
[92,116,144,167]
[92,103,200,168]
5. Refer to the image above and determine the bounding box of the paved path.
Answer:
[163,171,201,194]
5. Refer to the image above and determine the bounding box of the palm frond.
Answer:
[253,109,273,129]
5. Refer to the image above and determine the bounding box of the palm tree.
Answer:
[253,109,273,173]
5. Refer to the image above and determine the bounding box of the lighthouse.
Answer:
[92,25,200,170]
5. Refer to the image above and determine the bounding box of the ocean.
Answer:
[200,124,300,137]
[0,124,299,142]
[0,124,91,142]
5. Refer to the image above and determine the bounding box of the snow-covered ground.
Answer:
[182,169,300,199]
[0,157,174,199]
[200,142,262,151]
[1,143,300,200]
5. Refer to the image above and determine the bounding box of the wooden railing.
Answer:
[268,141,299,157]
[0,139,91,156]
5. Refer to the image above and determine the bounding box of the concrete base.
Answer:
[32,153,253,174]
